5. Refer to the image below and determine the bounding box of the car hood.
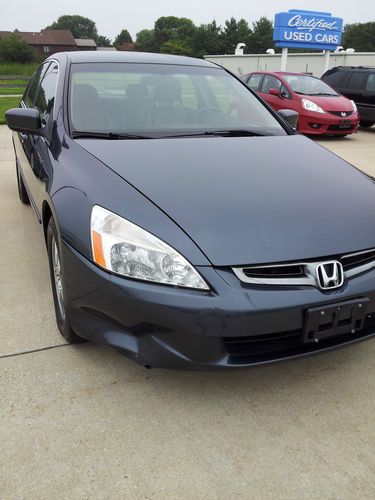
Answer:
[77,134,375,266]
[301,94,354,112]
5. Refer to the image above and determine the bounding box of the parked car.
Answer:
[322,66,375,128]
[241,71,359,136]
[6,51,375,369]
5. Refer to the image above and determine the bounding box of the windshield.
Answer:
[283,74,338,96]
[68,63,287,138]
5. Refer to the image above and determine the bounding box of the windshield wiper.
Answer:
[308,93,337,96]
[161,129,267,138]
[72,131,151,140]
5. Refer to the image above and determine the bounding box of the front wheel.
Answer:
[360,120,375,128]
[47,218,82,343]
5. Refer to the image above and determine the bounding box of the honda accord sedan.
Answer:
[6,51,375,369]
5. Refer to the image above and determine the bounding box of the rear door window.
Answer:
[174,74,199,109]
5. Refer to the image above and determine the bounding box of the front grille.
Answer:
[328,110,353,117]
[223,315,375,364]
[327,124,355,131]
[233,248,375,287]
[243,264,303,279]
[341,249,375,271]
[224,330,300,356]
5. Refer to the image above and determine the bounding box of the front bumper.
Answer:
[62,241,375,369]
[298,112,359,135]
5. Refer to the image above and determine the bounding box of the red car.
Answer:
[241,71,359,136]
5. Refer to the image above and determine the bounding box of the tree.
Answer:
[221,18,252,54]
[154,16,196,51]
[114,29,133,49]
[136,29,157,52]
[191,21,224,58]
[95,35,112,47]
[248,17,274,54]
[342,22,375,52]
[0,33,37,63]
[161,39,192,56]
[46,15,98,39]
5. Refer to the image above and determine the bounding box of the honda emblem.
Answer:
[316,261,344,290]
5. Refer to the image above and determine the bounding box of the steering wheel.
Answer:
[191,107,223,120]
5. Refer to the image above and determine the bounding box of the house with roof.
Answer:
[0,30,77,56]
[0,30,98,56]
[75,38,97,51]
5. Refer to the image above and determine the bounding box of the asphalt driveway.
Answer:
[1,124,375,499]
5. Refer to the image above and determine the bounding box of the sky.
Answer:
[3,0,375,40]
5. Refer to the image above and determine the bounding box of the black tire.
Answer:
[16,161,30,204]
[360,120,375,128]
[46,218,82,343]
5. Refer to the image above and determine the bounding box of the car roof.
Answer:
[49,50,219,68]
[327,66,375,72]
[244,71,317,78]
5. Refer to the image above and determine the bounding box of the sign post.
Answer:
[273,10,343,73]
[281,48,288,71]
[323,50,330,73]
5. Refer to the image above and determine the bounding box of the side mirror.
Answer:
[269,88,280,96]
[5,108,43,135]
[278,109,299,129]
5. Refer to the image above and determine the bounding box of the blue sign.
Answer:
[273,9,343,51]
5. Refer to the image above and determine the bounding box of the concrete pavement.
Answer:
[1,125,375,499]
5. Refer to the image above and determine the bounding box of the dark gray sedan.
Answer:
[6,51,375,369]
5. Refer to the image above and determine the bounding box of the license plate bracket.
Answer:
[303,298,369,344]
[338,119,352,129]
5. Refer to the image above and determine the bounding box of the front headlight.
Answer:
[90,205,209,290]
[302,98,325,114]
[351,100,357,112]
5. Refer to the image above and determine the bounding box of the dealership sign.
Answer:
[274,10,343,51]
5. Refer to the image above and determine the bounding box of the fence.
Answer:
[204,52,375,77]
[0,75,30,88]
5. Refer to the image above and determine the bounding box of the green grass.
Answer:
[0,96,20,124]
[0,87,24,95]
[0,79,28,85]
[0,62,38,76]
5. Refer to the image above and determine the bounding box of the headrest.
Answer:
[126,84,148,98]
[153,77,181,103]
[72,84,99,101]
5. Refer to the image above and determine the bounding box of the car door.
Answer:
[258,75,287,111]
[30,61,59,215]
[14,63,48,219]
